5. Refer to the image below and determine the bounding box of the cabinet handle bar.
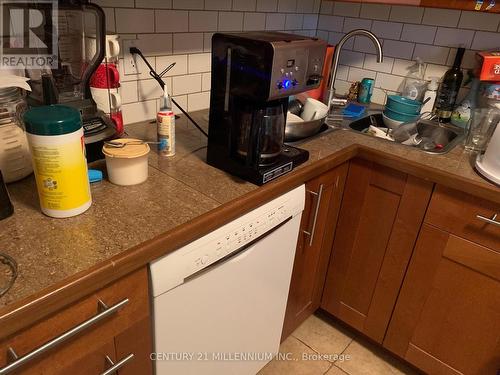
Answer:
[303,185,324,246]
[101,353,135,375]
[476,214,500,226]
[0,298,129,374]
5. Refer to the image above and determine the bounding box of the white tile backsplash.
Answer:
[401,24,437,44]
[389,5,424,23]
[459,11,500,32]
[266,13,286,30]
[434,27,474,49]
[173,33,204,54]
[333,2,360,17]
[422,8,461,27]
[371,21,402,40]
[173,0,203,10]
[257,0,278,12]
[104,0,500,123]
[360,3,390,21]
[189,11,219,32]
[218,11,244,31]
[115,9,154,33]
[155,10,189,32]
[244,13,267,31]
[233,0,257,11]
[172,74,202,96]
[188,53,211,74]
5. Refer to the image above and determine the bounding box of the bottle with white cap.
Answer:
[421,77,439,115]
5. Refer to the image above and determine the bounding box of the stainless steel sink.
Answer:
[348,113,466,154]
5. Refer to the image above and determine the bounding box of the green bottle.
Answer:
[435,48,465,123]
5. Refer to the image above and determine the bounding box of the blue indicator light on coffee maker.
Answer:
[283,79,291,89]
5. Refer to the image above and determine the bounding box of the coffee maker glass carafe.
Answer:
[235,100,285,166]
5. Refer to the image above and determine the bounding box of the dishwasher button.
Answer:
[201,255,209,265]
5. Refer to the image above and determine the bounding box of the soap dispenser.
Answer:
[421,77,439,115]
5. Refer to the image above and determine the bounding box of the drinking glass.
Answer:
[465,108,500,152]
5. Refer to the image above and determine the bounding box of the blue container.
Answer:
[383,107,419,122]
[386,95,422,115]
[358,78,374,104]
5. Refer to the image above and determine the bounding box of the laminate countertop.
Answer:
[1,109,498,336]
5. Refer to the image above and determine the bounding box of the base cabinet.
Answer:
[321,158,433,343]
[0,268,153,375]
[282,163,348,340]
[384,186,500,375]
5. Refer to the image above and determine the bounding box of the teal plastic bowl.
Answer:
[386,95,422,115]
[383,107,419,122]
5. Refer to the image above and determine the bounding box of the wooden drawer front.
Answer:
[0,268,150,374]
[425,185,500,251]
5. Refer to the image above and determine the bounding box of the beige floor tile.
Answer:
[326,365,349,374]
[292,314,354,360]
[257,336,332,375]
[336,339,418,375]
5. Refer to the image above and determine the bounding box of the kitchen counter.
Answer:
[0,109,498,337]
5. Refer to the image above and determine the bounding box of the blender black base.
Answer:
[208,145,309,186]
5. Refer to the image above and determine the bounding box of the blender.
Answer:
[27,0,116,162]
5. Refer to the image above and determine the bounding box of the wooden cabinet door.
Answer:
[281,163,348,340]
[384,224,500,375]
[321,158,433,343]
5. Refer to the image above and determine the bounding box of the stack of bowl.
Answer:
[383,95,422,129]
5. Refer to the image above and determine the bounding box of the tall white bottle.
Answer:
[420,77,439,115]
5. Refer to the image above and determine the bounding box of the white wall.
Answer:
[317,1,500,105]
[94,0,321,124]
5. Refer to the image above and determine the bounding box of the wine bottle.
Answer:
[435,48,465,123]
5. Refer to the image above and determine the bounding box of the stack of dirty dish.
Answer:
[383,95,422,129]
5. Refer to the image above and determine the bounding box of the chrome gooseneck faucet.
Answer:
[326,29,383,116]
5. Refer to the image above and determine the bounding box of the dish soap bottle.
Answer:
[157,89,175,157]
[435,48,465,123]
[420,77,439,115]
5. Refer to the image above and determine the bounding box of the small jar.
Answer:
[102,139,150,186]
[23,105,92,218]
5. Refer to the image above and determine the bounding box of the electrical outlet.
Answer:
[123,39,140,75]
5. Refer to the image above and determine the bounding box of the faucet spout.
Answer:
[326,29,383,115]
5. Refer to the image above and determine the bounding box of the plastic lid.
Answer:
[23,105,82,136]
[102,138,150,158]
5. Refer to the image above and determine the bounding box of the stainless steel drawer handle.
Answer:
[101,353,134,375]
[303,184,324,246]
[0,298,129,375]
[476,213,500,226]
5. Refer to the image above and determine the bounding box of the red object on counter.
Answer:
[90,63,120,88]
[475,51,500,81]
[305,45,335,102]
[110,110,124,136]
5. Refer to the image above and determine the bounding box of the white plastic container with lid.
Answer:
[23,105,91,218]
[420,77,439,114]
[103,138,150,186]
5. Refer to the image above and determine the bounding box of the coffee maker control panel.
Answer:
[269,39,327,100]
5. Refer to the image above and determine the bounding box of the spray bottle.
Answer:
[157,88,175,157]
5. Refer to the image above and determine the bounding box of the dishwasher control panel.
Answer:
[150,184,305,296]
[189,203,291,274]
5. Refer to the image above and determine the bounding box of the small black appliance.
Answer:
[207,32,327,185]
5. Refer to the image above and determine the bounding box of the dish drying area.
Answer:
[285,100,466,155]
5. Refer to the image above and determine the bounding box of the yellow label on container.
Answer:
[31,137,90,211]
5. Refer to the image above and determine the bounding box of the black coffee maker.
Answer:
[207,32,327,185]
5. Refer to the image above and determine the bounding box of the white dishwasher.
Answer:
[149,185,305,375]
